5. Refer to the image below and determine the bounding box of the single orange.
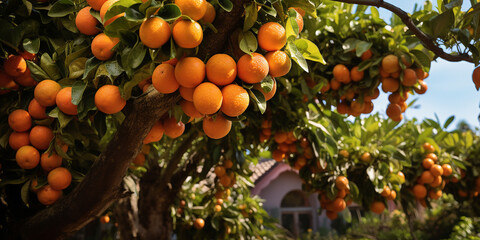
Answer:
[442,164,452,176]
[264,51,291,77]
[180,99,203,118]
[206,54,237,86]
[360,49,372,60]
[91,33,120,61]
[413,184,427,199]
[143,121,164,144]
[152,63,179,94]
[381,77,399,92]
[350,66,364,82]
[37,185,62,205]
[414,80,427,94]
[202,2,216,23]
[34,79,61,107]
[175,0,207,20]
[175,57,205,88]
[56,87,78,115]
[8,109,32,132]
[172,20,203,49]
[237,53,269,84]
[370,201,385,214]
[9,131,30,150]
[272,149,285,162]
[15,68,37,87]
[95,85,127,114]
[220,84,249,117]
[193,82,223,115]
[163,116,185,139]
[4,55,27,77]
[76,6,100,35]
[257,22,287,51]
[48,167,72,190]
[381,55,400,74]
[86,0,108,11]
[333,64,350,84]
[202,114,232,139]
[30,125,54,150]
[430,164,443,177]
[16,145,40,169]
[41,151,63,172]
[335,176,349,190]
[402,68,417,87]
[139,17,171,49]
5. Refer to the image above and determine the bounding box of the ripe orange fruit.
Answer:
[163,116,185,139]
[91,33,120,61]
[326,210,338,220]
[9,131,30,150]
[34,80,61,107]
[179,86,194,101]
[414,80,427,94]
[386,103,402,121]
[381,54,400,74]
[224,159,233,168]
[335,176,349,190]
[402,68,417,87]
[202,2,216,23]
[179,99,203,118]
[100,0,123,26]
[442,164,452,176]
[86,0,108,11]
[95,85,127,114]
[30,125,54,150]
[0,70,17,94]
[422,142,435,153]
[100,215,110,224]
[132,152,146,166]
[219,175,231,187]
[152,64,179,94]
[419,170,434,184]
[8,109,32,132]
[143,121,164,144]
[4,55,27,77]
[274,131,287,143]
[214,165,226,177]
[15,68,37,87]
[16,145,40,169]
[37,185,62,205]
[193,82,223,115]
[254,79,277,101]
[387,190,397,200]
[350,66,364,82]
[398,171,405,182]
[194,218,205,230]
[258,22,287,51]
[272,149,285,162]
[237,53,269,84]
[206,54,237,86]
[330,198,346,212]
[430,164,443,177]
[264,51,291,77]
[370,201,385,214]
[429,189,442,200]
[360,49,372,60]
[220,84,249,117]
[76,7,100,35]
[415,68,427,80]
[426,153,437,162]
[430,176,442,187]
[473,67,480,90]
[41,151,63,172]
[175,0,207,20]
[19,51,36,61]
[139,17,171,49]
[362,101,374,114]
[172,20,203,49]
[289,8,304,32]
[413,184,427,198]
[28,98,48,119]
[381,78,399,93]
[360,152,371,162]
[202,114,232,139]
[56,87,78,115]
[381,186,391,197]
[422,158,434,169]
[333,64,350,84]
[175,57,205,88]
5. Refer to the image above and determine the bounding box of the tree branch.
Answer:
[20,91,180,239]
[332,0,474,63]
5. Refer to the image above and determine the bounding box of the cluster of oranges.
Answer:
[143,115,186,144]
[318,176,353,220]
[322,51,429,121]
[412,143,452,206]
[214,159,235,189]
[7,106,71,205]
[0,53,37,94]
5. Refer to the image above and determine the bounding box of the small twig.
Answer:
[332,0,474,63]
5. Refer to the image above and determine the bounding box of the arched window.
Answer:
[280,190,313,237]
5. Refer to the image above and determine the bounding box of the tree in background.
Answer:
[0,0,479,239]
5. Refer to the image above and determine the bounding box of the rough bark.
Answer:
[333,0,474,63]
[19,91,180,239]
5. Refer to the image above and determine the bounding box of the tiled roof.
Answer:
[251,159,278,184]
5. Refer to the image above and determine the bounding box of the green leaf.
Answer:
[68,57,87,79]
[0,177,28,188]
[105,0,137,21]
[443,116,455,129]
[128,41,147,69]
[286,41,308,72]
[445,0,463,10]
[156,4,181,21]
[83,57,102,79]
[58,111,73,128]
[40,53,62,80]
[243,3,258,32]
[21,180,30,206]
[125,3,145,21]
[260,75,274,93]
[410,49,431,71]
[71,80,87,105]
[26,60,50,81]
[48,0,75,17]
[217,0,233,12]
[23,38,40,54]
[106,60,124,77]
[355,41,372,57]
[285,9,299,40]
[430,9,455,38]
[124,63,153,99]
[248,89,266,114]
[294,39,326,64]
[238,31,257,54]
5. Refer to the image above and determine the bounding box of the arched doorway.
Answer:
[280,190,315,237]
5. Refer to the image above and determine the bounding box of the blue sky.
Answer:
[370,0,479,130]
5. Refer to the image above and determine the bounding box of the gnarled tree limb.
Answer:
[332,0,474,63]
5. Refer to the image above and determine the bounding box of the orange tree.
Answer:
[0,0,479,239]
